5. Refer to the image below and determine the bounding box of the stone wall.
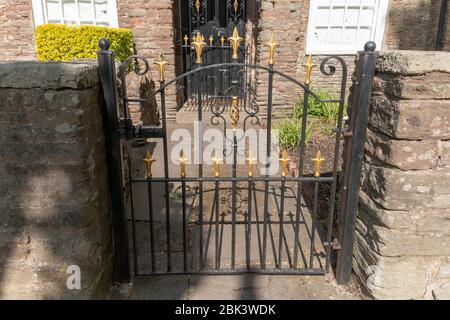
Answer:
[353,50,450,299]
[0,61,113,299]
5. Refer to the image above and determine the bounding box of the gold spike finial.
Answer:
[220,35,225,46]
[212,152,222,177]
[195,0,200,13]
[312,150,325,177]
[233,0,239,14]
[178,149,187,178]
[143,150,156,178]
[279,150,291,177]
[228,27,243,60]
[302,55,317,85]
[230,96,240,129]
[246,152,257,177]
[209,34,214,46]
[265,33,279,65]
[154,52,168,82]
[192,33,207,64]
[183,34,189,45]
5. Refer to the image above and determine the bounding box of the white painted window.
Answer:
[32,0,119,28]
[305,0,389,54]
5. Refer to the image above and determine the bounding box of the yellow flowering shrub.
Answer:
[35,24,133,62]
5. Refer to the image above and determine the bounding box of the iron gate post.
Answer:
[336,42,377,285]
[97,39,131,283]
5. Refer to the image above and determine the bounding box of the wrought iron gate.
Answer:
[97,29,376,283]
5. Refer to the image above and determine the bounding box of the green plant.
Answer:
[294,88,342,124]
[36,24,133,62]
[274,119,312,150]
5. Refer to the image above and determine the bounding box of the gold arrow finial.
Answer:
[212,151,222,177]
[302,55,317,85]
[246,152,257,177]
[183,34,189,45]
[230,96,240,129]
[192,33,207,64]
[279,150,291,177]
[220,35,226,46]
[195,0,200,13]
[178,149,187,178]
[228,27,243,60]
[312,150,325,177]
[209,34,214,46]
[265,33,279,65]
[154,52,168,82]
[143,150,156,178]
[233,0,239,14]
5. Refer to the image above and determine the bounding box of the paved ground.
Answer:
[111,123,360,300]
[110,273,359,300]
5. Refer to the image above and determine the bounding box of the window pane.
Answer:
[316,8,330,25]
[342,27,357,43]
[345,7,360,25]
[62,0,77,22]
[360,7,374,25]
[346,0,361,6]
[317,0,331,6]
[328,27,342,43]
[313,27,328,44]
[94,0,109,21]
[79,0,94,20]
[356,26,371,43]
[361,0,376,5]
[46,0,62,20]
[329,7,344,25]
[332,0,346,6]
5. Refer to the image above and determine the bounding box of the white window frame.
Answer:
[31,0,119,28]
[305,0,389,55]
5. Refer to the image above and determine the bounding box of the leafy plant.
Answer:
[36,24,133,62]
[294,88,342,124]
[274,119,312,150]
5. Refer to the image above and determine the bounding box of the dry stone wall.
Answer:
[354,50,450,300]
[0,61,113,299]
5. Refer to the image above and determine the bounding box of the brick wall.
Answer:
[0,61,112,299]
[0,0,35,60]
[353,50,450,299]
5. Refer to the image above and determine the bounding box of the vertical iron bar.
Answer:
[147,181,156,272]
[293,87,309,269]
[309,179,319,269]
[231,131,237,270]
[127,146,139,276]
[325,59,348,272]
[246,176,252,270]
[197,69,204,270]
[160,81,172,273]
[97,39,130,282]
[262,63,274,269]
[436,0,448,50]
[278,177,285,269]
[215,178,220,270]
[182,178,188,272]
[336,42,377,284]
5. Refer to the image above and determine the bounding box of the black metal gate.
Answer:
[97,32,376,283]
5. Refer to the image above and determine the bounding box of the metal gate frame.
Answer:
[97,37,377,283]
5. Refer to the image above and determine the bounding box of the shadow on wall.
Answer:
[0,62,112,299]
[387,0,443,50]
